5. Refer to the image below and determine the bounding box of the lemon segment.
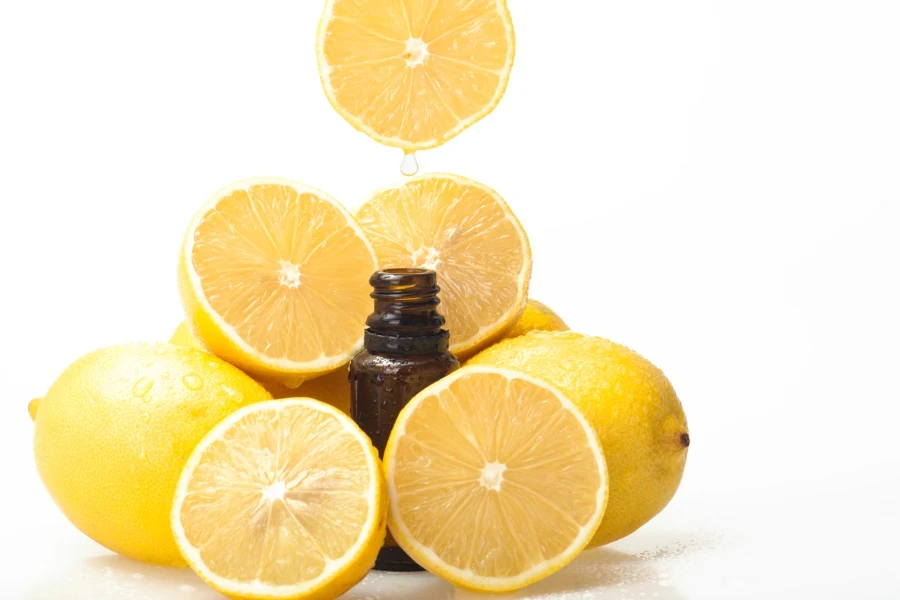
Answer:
[356,173,531,358]
[171,399,386,600]
[317,0,515,150]
[383,366,607,592]
[179,178,378,385]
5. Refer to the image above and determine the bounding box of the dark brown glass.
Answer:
[350,268,459,572]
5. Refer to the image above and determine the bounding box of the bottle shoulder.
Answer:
[350,350,459,376]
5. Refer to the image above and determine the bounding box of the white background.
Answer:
[1,0,899,598]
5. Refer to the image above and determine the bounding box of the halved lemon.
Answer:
[383,366,608,592]
[178,178,378,386]
[356,173,531,358]
[317,0,515,151]
[171,399,387,600]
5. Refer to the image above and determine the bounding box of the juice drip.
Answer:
[400,152,419,176]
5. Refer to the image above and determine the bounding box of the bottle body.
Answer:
[350,351,459,454]
[349,268,459,571]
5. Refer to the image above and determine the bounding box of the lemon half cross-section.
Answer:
[317,0,515,151]
[383,366,608,592]
[356,173,531,358]
[171,399,387,600]
[178,178,378,386]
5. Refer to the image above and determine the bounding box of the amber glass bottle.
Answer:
[350,268,459,571]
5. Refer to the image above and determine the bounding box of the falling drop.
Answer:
[183,374,203,390]
[283,377,303,390]
[132,377,154,398]
[400,151,419,176]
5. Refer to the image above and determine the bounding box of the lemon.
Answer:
[169,321,206,352]
[178,178,378,386]
[169,322,351,414]
[469,331,690,547]
[172,399,386,600]
[32,343,272,565]
[317,0,515,151]
[384,366,608,592]
[357,173,531,358]
[504,299,568,339]
[28,397,40,421]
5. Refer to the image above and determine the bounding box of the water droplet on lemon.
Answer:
[182,374,203,390]
[132,377,154,398]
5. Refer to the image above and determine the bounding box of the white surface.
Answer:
[1,0,899,598]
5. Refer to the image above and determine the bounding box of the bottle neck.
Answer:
[364,268,449,355]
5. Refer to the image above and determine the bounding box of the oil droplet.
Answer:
[183,374,203,390]
[132,377,154,398]
[400,151,419,176]
[138,449,146,460]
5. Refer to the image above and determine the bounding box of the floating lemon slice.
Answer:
[178,178,378,386]
[356,173,531,358]
[171,399,387,600]
[383,366,608,592]
[317,0,515,151]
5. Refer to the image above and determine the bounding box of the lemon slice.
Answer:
[171,399,387,600]
[317,0,515,150]
[356,173,531,358]
[178,178,378,385]
[383,366,608,592]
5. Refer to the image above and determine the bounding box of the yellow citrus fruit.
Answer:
[383,366,608,592]
[504,299,568,339]
[32,343,272,565]
[317,0,515,151]
[357,174,531,358]
[178,178,378,387]
[169,322,351,414]
[469,331,690,547]
[28,397,41,421]
[171,399,386,600]
[169,321,206,352]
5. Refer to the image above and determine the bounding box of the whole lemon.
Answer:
[469,331,689,547]
[170,322,351,414]
[504,299,568,339]
[32,343,272,565]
